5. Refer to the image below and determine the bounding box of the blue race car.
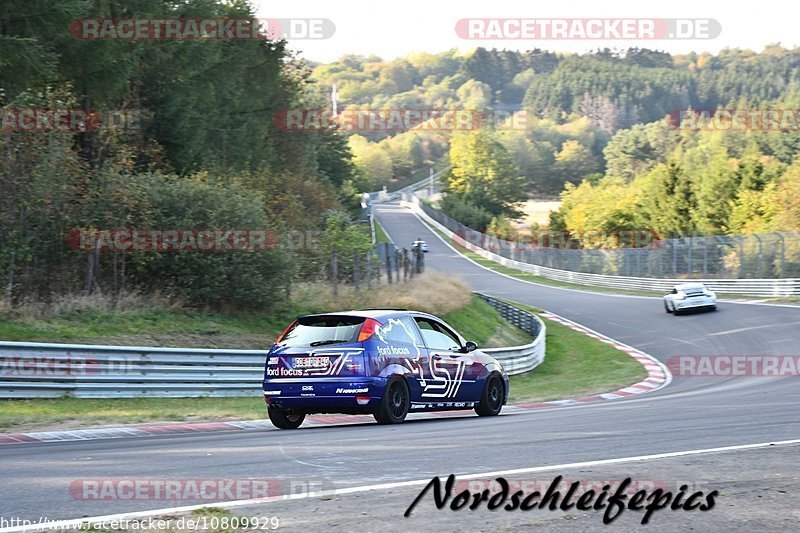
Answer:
[263,309,510,429]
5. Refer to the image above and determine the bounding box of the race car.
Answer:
[263,309,509,429]
[412,239,429,252]
[664,282,717,315]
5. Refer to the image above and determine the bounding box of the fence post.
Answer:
[332,248,338,297]
[385,243,392,284]
[703,237,708,276]
[395,249,401,283]
[366,251,372,289]
[755,234,763,278]
[353,249,361,292]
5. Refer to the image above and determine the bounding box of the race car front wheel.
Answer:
[374,377,410,424]
[268,406,305,429]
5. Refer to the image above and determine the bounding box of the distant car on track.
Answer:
[664,282,717,315]
[412,239,429,253]
[263,309,509,429]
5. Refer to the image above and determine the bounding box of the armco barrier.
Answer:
[0,302,545,398]
[477,293,546,375]
[403,193,800,298]
[0,342,268,398]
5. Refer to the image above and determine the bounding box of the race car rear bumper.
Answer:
[263,377,384,413]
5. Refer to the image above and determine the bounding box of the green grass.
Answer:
[0,397,266,431]
[373,219,393,244]
[0,307,296,348]
[446,295,531,348]
[507,303,647,403]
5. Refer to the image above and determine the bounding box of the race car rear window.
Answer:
[279,315,366,347]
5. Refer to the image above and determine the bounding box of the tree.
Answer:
[448,129,527,218]
[348,135,393,191]
[553,140,601,186]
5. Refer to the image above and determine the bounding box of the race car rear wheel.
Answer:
[374,377,409,424]
[268,406,305,429]
[475,374,504,416]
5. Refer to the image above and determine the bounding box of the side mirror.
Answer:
[463,341,478,353]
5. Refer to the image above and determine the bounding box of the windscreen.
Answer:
[278,315,366,348]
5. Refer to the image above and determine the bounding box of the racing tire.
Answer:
[268,406,305,429]
[373,377,410,424]
[475,373,504,417]
[664,301,673,313]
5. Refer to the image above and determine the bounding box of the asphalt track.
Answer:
[1,202,799,531]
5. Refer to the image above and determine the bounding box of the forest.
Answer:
[3,0,800,310]
[1,0,364,308]
[313,46,800,240]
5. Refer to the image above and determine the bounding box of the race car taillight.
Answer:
[357,318,381,342]
[275,320,297,344]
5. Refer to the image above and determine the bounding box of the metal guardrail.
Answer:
[476,293,547,376]
[406,194,800,298]
[364,168,448,205]
[0,341,268,398]
[0,299,546,397]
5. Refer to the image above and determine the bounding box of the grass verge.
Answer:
[0,272,472,348]
[507,302,647,403]
[373,219,393,244]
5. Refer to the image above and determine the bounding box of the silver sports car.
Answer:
[664,283,717,314]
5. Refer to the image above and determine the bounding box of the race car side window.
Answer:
[378,316,423,347]
[414,318,462,352]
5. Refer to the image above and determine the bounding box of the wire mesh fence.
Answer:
[418,201,800,279]
[326,242,426,295]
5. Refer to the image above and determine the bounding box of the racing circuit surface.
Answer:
[1,201,800,531]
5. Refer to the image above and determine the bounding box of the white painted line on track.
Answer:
[5,438,800,533]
